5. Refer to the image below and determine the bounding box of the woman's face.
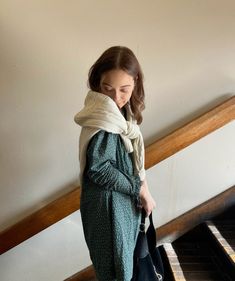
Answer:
[100,69,135,109]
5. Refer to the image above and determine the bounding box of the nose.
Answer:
[111,90,120,102]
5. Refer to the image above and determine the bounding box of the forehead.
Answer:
[101,69,134,85]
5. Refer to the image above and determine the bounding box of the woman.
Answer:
[74,46,156,281]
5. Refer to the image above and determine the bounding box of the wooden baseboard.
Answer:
[157,185,235,245]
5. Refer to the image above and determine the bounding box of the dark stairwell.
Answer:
[161,205,235,281]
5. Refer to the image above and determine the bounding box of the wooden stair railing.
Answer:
[0,95,234,255]
[145,95,235,169]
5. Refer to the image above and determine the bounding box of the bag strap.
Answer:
[140,208,165,279]
[141,208,154,227]
[141,208,157,251]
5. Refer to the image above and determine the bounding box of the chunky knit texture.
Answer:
[74,90,146,184]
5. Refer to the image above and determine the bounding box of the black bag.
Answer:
[131,208,164,281]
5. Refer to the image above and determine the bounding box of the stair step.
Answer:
[168,255,212,263]
[163,243,187,281]
[205,220,235,264]
[163,240,226,281]
[212,220,235,228]
[182,271,223,280]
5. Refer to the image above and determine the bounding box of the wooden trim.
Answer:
[157,185,235,245]
[0,188,81,254]
[0,96,234,255]
[145,95,235,169]
[206,220,235,264]
[162,243,187,281]
[64,265,96,281]
[63,185,235,281]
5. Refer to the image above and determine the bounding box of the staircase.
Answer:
[161,206,235,281]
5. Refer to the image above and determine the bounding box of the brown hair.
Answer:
[88,46,145,124]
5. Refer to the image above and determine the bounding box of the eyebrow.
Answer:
[102,82,131,88]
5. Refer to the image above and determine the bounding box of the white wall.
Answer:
[1,122,234,281]
[0,1,235,280]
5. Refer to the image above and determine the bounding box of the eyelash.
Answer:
[104,87,128,93]
[104,87,112,91]
[121,89,128,93]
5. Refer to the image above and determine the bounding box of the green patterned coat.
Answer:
[80,130,142,281]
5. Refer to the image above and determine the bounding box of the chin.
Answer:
[118,102,127,109]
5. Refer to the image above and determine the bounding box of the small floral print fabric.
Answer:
[80,130,141,281]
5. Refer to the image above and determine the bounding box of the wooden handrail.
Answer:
[0,188,81,255]
[0,95,234,255]
[145,95,235,169]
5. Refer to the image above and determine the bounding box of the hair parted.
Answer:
[88,46,145,124]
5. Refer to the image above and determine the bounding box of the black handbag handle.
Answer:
[134,208,164,281]
[141,208,155,230]
[140,208,157,253]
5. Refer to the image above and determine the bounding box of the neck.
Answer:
[119,107,126,117]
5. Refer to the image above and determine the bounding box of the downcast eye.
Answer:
[104,86,112,91]
[121,89,128,93]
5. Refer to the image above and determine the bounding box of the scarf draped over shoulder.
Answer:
[74,90,146,185]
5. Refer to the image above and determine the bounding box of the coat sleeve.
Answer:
[85,130,141,197]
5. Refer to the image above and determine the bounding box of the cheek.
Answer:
[124,92,132,101]
[119,93,132,106]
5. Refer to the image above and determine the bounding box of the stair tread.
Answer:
[206,220,235,264]
[213,219,235,224]
[168,256,213,263]
[183,271,224,280]
[214,226,235,232]
[163,242,226,281]
[170,262,217,271]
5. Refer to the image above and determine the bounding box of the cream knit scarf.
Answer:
[74,90,146,185]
